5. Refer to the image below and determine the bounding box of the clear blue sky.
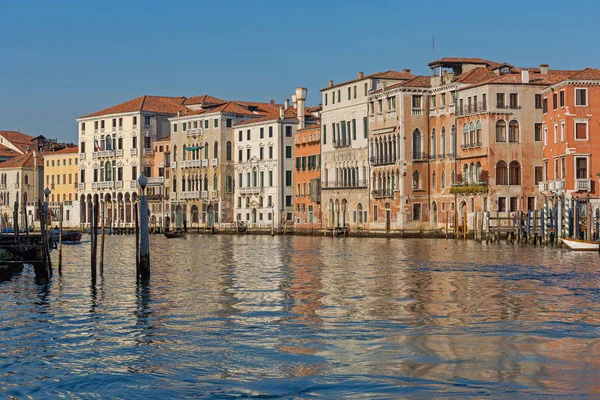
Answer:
[1,0,599,143]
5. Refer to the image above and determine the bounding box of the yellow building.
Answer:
[43,147,80,227]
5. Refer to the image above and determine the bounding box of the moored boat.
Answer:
[164,230,185,239]
[50,229,82,244]
[561,238,599,251]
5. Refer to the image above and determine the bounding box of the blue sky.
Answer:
[1,0,599,142]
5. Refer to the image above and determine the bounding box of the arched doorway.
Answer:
[251,208,257,225]
[432,201,438,225]
[328,199,334,228]
[191,205,199,225]
[176,205,183,227]
[335,200,340,227]
[341,199,348,228]
[459,201,467,231]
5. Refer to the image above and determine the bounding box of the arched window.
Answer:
[440,127,446,157]
[451,170,456,184]
[462,123,469,146]
[432,172,436,189]
[183,145,187,161]
[412,171,420,190]
[441,171,446,188]
[214,141,219,159]
[226,141,232,161]
[105,161,112,181]
[475,121,482,145]
[172,178,177,192]
[173,145,178,162]
[182,176,186,191]
[412,129,422,159]
[213,174,218,190]
[450,125,456,155]
[463,164,468,183]
[469,122,475,145]
[496,120,506,142]
[509,161,521,185]
[431,128,436,157]
[509,120,519,142]
[226,174,233,192]
[203,175,208,191]
[24,175,29,185]
[476,162,482,183]
[496,161,508,185]
[204,142,209,159]
[470,162,476,184]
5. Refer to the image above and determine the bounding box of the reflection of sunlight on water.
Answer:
[0,235,599,397]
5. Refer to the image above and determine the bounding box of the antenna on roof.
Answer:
[432,35,435,61]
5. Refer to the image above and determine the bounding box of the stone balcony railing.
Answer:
[211,158,218,167]
[130,148,138,156]
[143,148,153,156]
[202,159,209,167]
[147,177,165,186]
[92,150,114,159]
[575,178,592,191]
[78,183,85,190]
[130,180,138,189]
[181,191,200,200]
[238,186,263,195]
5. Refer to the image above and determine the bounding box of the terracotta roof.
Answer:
[297,123,321,133]
[454,67,498,84]
[0,152,45,169]
[81,95,188,118]
[566,68,600,80]
[462,69,586,89]
[45,146,78,156]
[184,95,225,106]
[428,57,501,68]
[400,75,432,88]
[172,100,279,119]
[321,70,414,91]
[306,105,322,112]
[155,135,171,143]
[233,107,318,127]
[0,144,19,158]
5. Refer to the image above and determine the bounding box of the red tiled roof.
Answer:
[400,75,432,88]
[454,67,498,84]
[81,95,188,118]
[0,151,45,169]
[45,146,78,156]
[566,68,600,80]
[183,95,225,106]
[0,144,18,158]
[233,107,318,127]
[155,135,171,143]
[297,123,321,133]
[428,57,501,67]
[172,100,280,119]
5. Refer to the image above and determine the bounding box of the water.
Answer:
[1,235,600,398]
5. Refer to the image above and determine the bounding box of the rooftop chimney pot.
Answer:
[403,68,411,73]
[358,72,364,79]
[521,70,530,84]
[329,80,334,87]
[540,64,549,75]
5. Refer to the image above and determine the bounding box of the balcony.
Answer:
[115,149,123,157]
[143,148,153,156]
[202,159,209,167]
[200,191,207,199]
[447,151,457,159]
[211,190,218,199]
[78,183,85,190]
[181,191,200,200]
[548,180,565,191]
[181,159,201,169]
[147,177,165,186]
[438,153,446,159]
[412,108,423,116]
[79,153,85,160]
[91,181,114,190]
[538,182,548,192]
[371,189,394,198]
[171,161,176,169]
[332,140,351,149]
[370,156,396,166]
[186,128,201,138]
[575,178,591,192]
[131,148,138,156]
[130,180,138,189]
[429,153,437,160]
[449,104,455,114]
[0,184,5,190]
[456,102,487,117]
[239,186,263,195]
[497,103,521,110]
[115,181,123,189]
[412,152,428,162]
[322,180,368,189]
[92,150,114,159]
[133,124,138,130]
[211,158,218,167]
[428,108,437,117]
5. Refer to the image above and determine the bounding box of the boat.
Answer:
[561,238,599,251]
[164,230,185,239]
[50,228,83,244]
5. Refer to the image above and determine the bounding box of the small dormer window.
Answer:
[500,66,510,75]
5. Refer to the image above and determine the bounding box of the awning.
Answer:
[186,146,200,151]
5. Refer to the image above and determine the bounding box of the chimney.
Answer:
[270,99,275,105]
[328,80,334,87]
[292,94,297,108]
[383,81,387,90]
[521,70,530,84]
[295,87,307,129]
[284,99,289,109]
[358,72,364,79]
[279,106,284,120]
[177,111,180,117]
[540,64,549,75]
[403,68,411,74]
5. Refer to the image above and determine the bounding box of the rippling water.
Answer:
[1,235,600,398]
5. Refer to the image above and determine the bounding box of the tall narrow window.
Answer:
[496,161,508,185]
[508,120,519,142]
[575,88,587,106]
[496,120,506,142]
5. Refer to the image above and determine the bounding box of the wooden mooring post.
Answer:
[100,202,105,273]
[58,203,63,270]
[91,196,99,278]
[134,202,140,269]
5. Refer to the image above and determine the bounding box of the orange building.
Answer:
[540,68,600,238]
[294,124,321,230]
[149,136,171,229]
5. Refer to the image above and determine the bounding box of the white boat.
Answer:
[561,238,599,251]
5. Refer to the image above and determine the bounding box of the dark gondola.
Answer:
[164,230,185,239]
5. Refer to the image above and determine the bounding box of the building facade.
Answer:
[149,136,171,229]
[76,95,187,228]
[43,147,80,227]
[320,70,414,230]
[294,123,321,231]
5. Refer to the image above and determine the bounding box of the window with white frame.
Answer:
[553,123,558,143]
[560,121,565,142]
[575,88,588,106]
[574,120,588,140]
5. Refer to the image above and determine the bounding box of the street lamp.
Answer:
[44,187,51,228]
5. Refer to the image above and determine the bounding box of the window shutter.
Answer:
[576,123,587,139]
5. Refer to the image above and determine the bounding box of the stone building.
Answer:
[43,147,80,227]
[169,98,280,228]
[149,135,171,229]
[76,95,187,228]
[320,70,414,230]
[294,123,322,231]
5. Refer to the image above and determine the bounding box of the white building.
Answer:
[320,70,414,229]
[76,95,187,227]
[233,88,316,229]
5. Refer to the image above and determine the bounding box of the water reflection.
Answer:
[0,235,599,397]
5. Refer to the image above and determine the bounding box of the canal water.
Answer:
[1,235,599,398]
